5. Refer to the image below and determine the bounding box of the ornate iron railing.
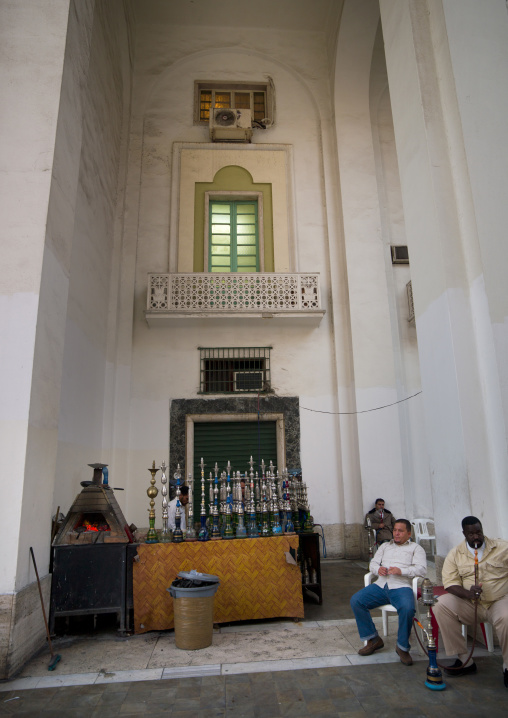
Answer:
[146,272,323,314]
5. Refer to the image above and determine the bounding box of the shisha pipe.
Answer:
[415,578,445,691]
[413,555,481,678]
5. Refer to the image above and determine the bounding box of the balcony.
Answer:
[145,273,325,326]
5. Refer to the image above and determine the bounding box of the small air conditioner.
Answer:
[209,108,253,142]
[233,371,264,392]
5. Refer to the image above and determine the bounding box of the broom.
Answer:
[29,547,61,670]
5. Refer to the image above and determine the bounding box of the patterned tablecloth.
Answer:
[133,535,303,633]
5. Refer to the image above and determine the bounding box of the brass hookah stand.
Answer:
[145,461,159,543]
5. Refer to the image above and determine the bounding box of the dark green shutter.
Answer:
[191,421,277,518]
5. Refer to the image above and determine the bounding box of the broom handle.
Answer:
[30,547,54,657]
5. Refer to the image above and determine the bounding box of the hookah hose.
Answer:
[413,604,478,671]
[414,548,480,671]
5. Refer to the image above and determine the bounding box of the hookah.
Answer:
[208,471,214,516]
[291,476,301,533]
[172,472,184,543]
[247,471,259,538]
[145,460,159,543]
[223,495,235,539]
[235,498,247,538]
[414,578,446,691]
[211,469,222,540]
[226,460,232,517]
[283,471,295,535]
[269,467,282,535]
[220,471,227,536]
[185,473,197,541]
[233,471,241,529]
[255,471,262,532]
[414,547,482,690]
[260,473,271,537]
[302,481,314,532]
[198,457,210,541]
[159,460,172,543]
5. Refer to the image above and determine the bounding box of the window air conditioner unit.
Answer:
[209,108,253,142]
[233,371,264,392]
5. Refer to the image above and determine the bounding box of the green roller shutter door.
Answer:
[191,421,277,518]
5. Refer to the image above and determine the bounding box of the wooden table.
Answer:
[133,536,303,633]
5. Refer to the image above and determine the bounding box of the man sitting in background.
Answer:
[365,498,395,545]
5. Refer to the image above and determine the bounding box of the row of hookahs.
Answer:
[144,456,314,543]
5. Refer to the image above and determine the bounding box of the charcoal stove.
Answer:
[50,463,138,635]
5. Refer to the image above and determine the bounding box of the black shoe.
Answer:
[443,658,478,677]
[503,668,508,688]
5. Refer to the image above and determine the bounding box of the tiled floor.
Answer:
[0,559,506,715]
[1,659,506,717]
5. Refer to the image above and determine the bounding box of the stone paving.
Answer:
[0,559,506,716]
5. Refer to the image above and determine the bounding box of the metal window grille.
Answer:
[199,347,271,394]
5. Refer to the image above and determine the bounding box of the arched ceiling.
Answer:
[128,0,343,34]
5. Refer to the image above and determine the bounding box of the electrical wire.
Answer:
[300,391,422,416]
[312,523,327,558]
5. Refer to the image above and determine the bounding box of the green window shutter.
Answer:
[191,421,277,518]
[209,201,258,272]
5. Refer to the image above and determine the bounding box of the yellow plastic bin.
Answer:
[168,570,220,650]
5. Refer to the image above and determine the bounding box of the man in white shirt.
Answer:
[168,486,189,532]
[350,518,427,665]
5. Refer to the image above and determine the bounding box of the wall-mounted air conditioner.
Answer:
[233,371,264,392]
[209,108,253,142]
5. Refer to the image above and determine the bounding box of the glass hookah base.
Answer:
[425,678,446,691]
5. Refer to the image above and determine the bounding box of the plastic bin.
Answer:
[168,570,220,650]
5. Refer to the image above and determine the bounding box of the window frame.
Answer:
[204,191,265,273]
[199,346,272,395]
[194,80,273,126]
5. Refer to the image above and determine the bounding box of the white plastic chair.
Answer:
[461,621,495,652]
[364,572,419,637]
[410,519,436,555]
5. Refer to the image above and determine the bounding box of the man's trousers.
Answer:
[432,592,508,665]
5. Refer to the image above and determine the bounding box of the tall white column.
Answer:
[0,0,95,677]
[380,0,508,552]
[334,0,407,523]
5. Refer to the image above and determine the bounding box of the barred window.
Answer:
[199,347,271,394]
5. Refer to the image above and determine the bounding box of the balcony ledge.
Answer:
[145,308,325,327]
[145,272,326,327]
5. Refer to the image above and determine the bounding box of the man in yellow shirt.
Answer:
[433,516,508,688]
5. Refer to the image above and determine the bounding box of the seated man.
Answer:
[433,515,508,687]
[351,518,426,665]
[365,498,395,545]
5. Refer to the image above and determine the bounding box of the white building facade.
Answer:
[1,0,508,677]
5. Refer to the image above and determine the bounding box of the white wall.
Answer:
[116,23,348,536]
[53,0,133,524]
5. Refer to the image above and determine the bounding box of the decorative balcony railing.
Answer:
[145,272,325,325]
